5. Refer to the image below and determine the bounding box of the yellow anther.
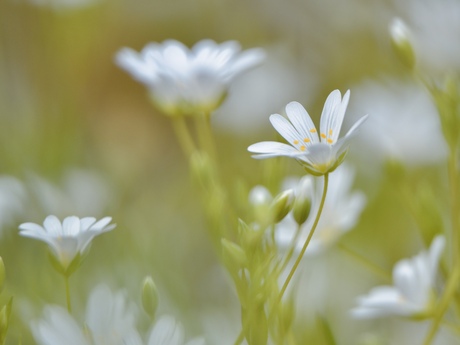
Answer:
[327,138,333,144]
[300,146,306,151]
[293,139,299,145]
[321,133,327,139]
[303,138,310,143]
[310,128,317,133]
[329,129,333,136]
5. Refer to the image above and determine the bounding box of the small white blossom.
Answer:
[146,315,205,345]
[32,285,142,345]
[351,235,445,319]
[276,165,366,255]
[19,215,115,270]
[115,39,265,116]
[248,90,368,175]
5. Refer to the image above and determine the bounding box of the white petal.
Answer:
[147,315,184,345]
[320,90,343,143]
[285,101,319,144]
[248,141,301,157]
[62,216,80,236]
[269,114,304,146]
[43,215,63,236]
[90,217,114,231]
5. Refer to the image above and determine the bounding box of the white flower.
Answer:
[146,315,205,345]
[32,285,142,345]
[115,39,265,116]
[351,235,445,319]
[248,90,368,175]
[276,164,366,255]
[19,215,115,270]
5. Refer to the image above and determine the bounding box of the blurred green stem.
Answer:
[195,112,217,162]
[423,264,460,345]
[65,275,72,313]
[337,243,392,282]
[171,116,197,158]
[278,173,329,302]
[278,223,303,274]
[448,149,460,265]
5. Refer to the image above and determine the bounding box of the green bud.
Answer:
[0,258,5,294]
[141,276,159,319]
[292,177,312,225]
[389,18,416,70]
[0,297,12,345]
[221,239,247,270]
[269,189,294,223]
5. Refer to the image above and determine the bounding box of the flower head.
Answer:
[115,39,265,116]
[351,235,445,319]
[248,90,368,175]
[19,215,115,272]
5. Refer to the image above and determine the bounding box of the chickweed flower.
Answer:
[248,90,368,175]
[115,39,265,116]
[351,235,445,319]
[19,215,115,272]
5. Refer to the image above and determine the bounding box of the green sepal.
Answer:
[141,276,159,319]
[48,250,87,278]
[269,190,294,223]
[0,297,13,345]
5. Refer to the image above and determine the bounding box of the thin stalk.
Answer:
[448,149,460,266]
[195,112,217,162]
[64,275,72,313]
[423,264,460,345]
[278,173,329,302]
[171,116,197,158]
[278,223,303,274]
[337,243,392,282]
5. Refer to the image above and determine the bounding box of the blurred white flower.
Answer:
[347,78,448,170]
[19,215,115,270]
[351,235,445,318]
[22,0,101,11]
[392,0,460,74]
[146,315,205,345]
[248,90,368,175]
[28,169,113,218]
[276,164,366,256]
[115,39,265,116]
[32,285,142,345]
[0,176,27,236]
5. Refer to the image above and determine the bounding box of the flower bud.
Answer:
[292,177,312,225]
[269,189,294,223]
[389,18,416,70]
[221,239,248,271]
[0,297,12,345]
[141,276,159,319]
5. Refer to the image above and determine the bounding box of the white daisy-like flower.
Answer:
[19,215,115,271]
[351,235,445,319]
[32,284,142,345]
[115,39,265,116]
[276,164,366,255]
[248,90,368,175]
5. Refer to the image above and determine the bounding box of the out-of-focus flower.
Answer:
[115,39,265,116]
[22,0,101,11]
[392,0,460,74]
[248,90,368,175]
[0,176,27,236]
[351,235,445,319]
[19,215,115,271]
[389,17,415,69]
[276,164,366,255]
[27,169,113,219]
[146,315,205,345]
[31,285,142,345]
[347,78,447,170]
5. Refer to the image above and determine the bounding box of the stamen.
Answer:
[310,128,317,133]
[300,146,306,151]
[293,140,299,145]
[303,138,310,143]
[327,138,333,144]
[321,133,326,139]
[329,129,333,136]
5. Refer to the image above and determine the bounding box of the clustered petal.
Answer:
[248,90,368,175]
[351,235,445,318]
[19,215,116,270]
[115,39,265,116]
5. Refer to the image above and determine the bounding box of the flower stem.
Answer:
[448,148,460,265]
[423,263,460,345]
[171,116,197,158]
[195,112,217,162]
[278,173,329,302]
[337,243,392,283]
[64,275,72,313]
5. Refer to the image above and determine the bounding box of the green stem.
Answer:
[278,223,303,274]
[278,173,329,302]
[195,112,217,162]
[448,149,460,266]
[64,275,72,313]
[337,243,392,282]
[171,116,197,158]
[423,264,460,345]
